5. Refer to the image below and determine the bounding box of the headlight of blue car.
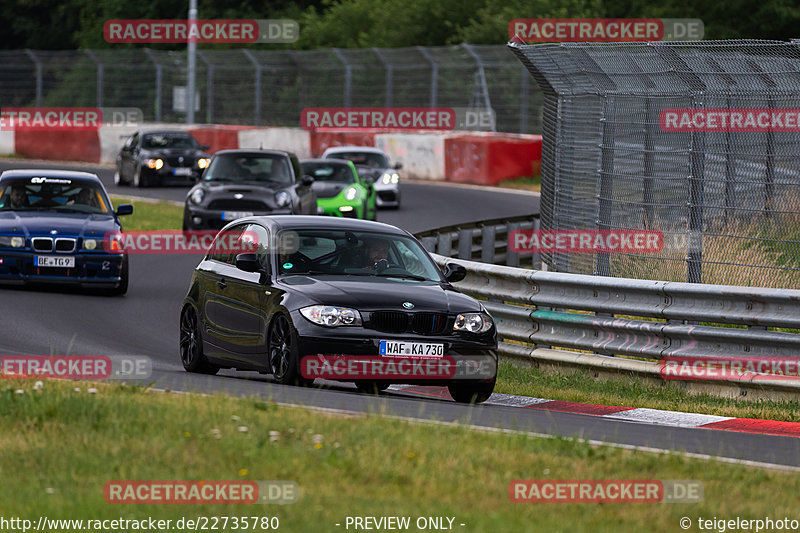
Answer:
[0,236,25,248]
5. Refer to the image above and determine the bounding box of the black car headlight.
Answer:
[0,236,25,248]
[190,189,205,205]
[147,158,164,170]
[300,305,362,327]
[275,191,291,208]
[197,158,210,169]
[453,312,493,333]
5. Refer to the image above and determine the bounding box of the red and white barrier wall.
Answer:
[0,124,542,186]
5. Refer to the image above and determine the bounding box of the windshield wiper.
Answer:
[205,177,234,182]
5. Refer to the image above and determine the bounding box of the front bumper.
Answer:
[316,198,362,219]
[0,251,125,288]
[142,165,202,184]
[374,183,400,207]
[291,312,497,385]
[184,205,293,230]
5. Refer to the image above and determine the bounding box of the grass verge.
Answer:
[496,175,541,193]
[111,197,183,231]
[1,378,798,532]
[497,360,800,422]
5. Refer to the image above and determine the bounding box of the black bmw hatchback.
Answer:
[179,216,497,403]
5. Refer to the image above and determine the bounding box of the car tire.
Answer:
[106,255,129,296]
[180,305,219,375]
[447,379,495,404]
[268,314,312,386]
[133,166,144,187]
[354,380,390,394]
[114,167,126,186]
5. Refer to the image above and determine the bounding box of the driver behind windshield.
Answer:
[362,238,390,270]
[7,185,28,209]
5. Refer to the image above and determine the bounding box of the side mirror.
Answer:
[301,175,315,187]
[235,253,262,273]
[115,204,134,216]
[199,144,210,151]
[394,162,403,170]
[443,263,466,283]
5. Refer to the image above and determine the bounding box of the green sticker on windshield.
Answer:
[283,262,293,269]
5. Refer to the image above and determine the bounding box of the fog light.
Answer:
[339,206,354,212]
[192,216,203,225]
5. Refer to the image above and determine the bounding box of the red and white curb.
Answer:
[388,385,800,438]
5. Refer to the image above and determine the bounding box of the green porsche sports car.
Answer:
[300,159,377,220]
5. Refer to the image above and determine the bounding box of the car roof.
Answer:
[300,158,351,165]
[234,215,410,236]
[211,149,296,159]
[322,146,388,155]
[137,129,195,136]
[0,169,102,183]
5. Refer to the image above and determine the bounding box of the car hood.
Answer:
[280,275,482,313]
[0,211,119,238]
[141,148,207,158]
[197,182,286,195]
[311,182,348,199]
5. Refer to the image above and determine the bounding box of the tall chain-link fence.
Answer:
[510,39,800,288]
[0,45,543,134]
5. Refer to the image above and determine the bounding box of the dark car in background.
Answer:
[321,146,402,208]
[183,150,317,230]
[115,129,211,187]
[301,159,377,220]
[179,216,497,403]
[0,170,133,295]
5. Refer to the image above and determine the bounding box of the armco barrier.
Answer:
[418,218,800,396]
[15,130,101,163]
[445,134,542,185]
[188,125,248,154]
[237,127,312,158]
[375,133,447,181]
[310,131,377,157]
[2,124,544,184]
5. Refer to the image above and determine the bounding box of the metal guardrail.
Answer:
[416,219,800,393]
[416,213,541,269]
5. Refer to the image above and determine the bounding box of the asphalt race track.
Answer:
[2,160,799,470]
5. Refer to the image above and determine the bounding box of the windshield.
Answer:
[327,152,389,169]
[142,133,198,150]
[301,162,355,184]
[0,177,112,214]
[275,229,442,281]
[204,154,293,185]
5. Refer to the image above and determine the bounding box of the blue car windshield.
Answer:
[0,178,112,215]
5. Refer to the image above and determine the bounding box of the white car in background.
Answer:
[321,146,402,209]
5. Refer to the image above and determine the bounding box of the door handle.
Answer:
[217,279,227,289]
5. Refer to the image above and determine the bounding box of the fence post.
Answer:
[372,48,393,107]
[417,46,438,108]
[143,49,163,122]
[84,50,103,108]
[24,49,42,107]
[332,49,352,108]
[596,96,617,277]
[242,50,262,125]
[196,51,213,124]
[520,67,529,134]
